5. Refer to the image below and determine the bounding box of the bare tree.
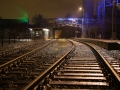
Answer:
[32,14,44,27]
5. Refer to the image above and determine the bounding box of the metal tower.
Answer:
[97,0,120,39]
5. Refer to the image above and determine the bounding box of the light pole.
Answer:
[79,7,84,18]
[111,0,117,40]
[79,7,85,38]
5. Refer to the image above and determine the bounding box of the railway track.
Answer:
[75,40,120,85]
[0,40,53,62]
[24,40,120,90]
[0,40,50,59]
[84,42,120,86]
[0,39,72,90]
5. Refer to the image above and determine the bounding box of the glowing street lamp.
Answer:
[79,7,84,18]
[79,7,82,11]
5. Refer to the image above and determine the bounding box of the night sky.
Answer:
[0,0,83,23]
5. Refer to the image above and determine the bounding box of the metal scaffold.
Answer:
[97,0,120,39]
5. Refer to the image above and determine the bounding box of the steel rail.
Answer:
[23,40,75,90]
[0,42,39,56]
[79,41,120,83]
[0,41,55,70]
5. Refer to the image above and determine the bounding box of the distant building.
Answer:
[0,19,29,39]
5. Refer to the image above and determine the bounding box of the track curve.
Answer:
[26,40,120,90]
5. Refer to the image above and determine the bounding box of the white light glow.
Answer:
[43,28,49,32]
[72,19,76,22]
[29,28,33,31]
[79,7,82,10]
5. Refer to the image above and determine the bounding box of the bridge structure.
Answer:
[47,18,103,28]
[36,0,120,39]
[46,18,110,37]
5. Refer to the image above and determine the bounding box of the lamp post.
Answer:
[79,7,84,18]
[79,7,85,38]
[111,0,117,40]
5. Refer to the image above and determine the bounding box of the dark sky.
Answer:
[0,0,83,23]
